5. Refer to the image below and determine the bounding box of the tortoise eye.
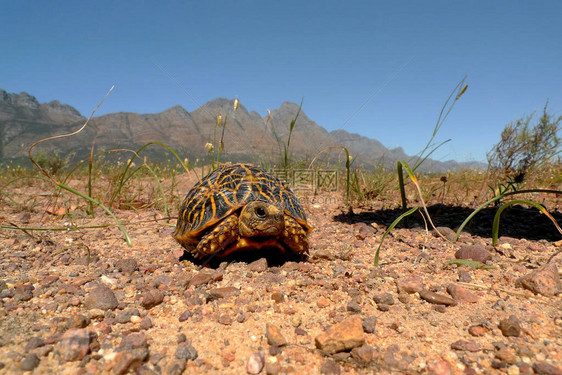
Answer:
[255,206,266,218]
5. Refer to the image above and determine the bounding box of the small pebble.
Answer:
[179,310,193,322]
[396,276,424,294]
[532,361,562,375]
[320,359,341,374]
[188,273,214,287]
[266,324,287,347]
[84,286,118,311]
[20,354,40,371]
[373,292,395,305]
[246,352,265,374]
[455,244,492,263]
[140,317,153,330]
[518,263,561,297]
[346,300,362,313]
[175,343,198,360]
[419,290,457,306]
[315,315,365,354]
[115,258,138,274]
[141,289,164,309]
[248,258,268,272]
[499,315,521,337]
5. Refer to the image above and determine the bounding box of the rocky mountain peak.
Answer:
[45,100,83,118]
[0,88,486,172]
[0,90,40,109]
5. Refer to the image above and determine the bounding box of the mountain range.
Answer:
[0,89,485,172]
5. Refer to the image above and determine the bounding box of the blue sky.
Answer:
[2,1,561,163]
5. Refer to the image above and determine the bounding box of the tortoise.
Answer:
[173,163,311,258]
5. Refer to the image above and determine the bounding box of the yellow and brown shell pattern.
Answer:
[173,163,311,257]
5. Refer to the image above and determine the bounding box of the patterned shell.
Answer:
[176,163,309,236]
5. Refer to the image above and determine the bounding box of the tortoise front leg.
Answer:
[280,216,309,254]
[194,214,239,257]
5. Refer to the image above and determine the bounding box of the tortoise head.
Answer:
[239,201,284,238]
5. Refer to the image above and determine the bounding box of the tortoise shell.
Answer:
[173,163,311,257]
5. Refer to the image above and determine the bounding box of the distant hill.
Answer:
[0,89,486,172]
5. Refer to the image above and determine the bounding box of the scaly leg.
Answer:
[195,214,239,258]
[280,216,309,254]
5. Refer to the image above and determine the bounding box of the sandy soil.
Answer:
[0,172,561,374]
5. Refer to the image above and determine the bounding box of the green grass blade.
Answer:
[109,142,188,209]
[374,206,418,266]
[54,181,132,246]
[397,161,408,210]
[491,199,558,246]
[447,259,496,269]
[454,188,562,241]
[1,224,111,231]
[142,164,170,217]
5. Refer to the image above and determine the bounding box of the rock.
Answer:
[373,292,395,305]
[446,284,479,303]
[315,315,366,354]
[377,304,390,312]
[266,324,287,347]
[499,315,521,337]
[458,269,472,283]
[25,337,45,351]
[178,310,192,322]
[209,287,240,299]
[450,339,480,352]
[455,244,492,263]
[14,287,33,302]
[140,317,153,330]
[468,325,487,337]
[152,274,172,288]
[419,290,457,306]
[346,300,362,313]
[20,353,40,371]
[120,333,148,349]
[248,258,268,272]
[265,356,280,375]
[177,334,187,344]
[428,360,454,375]
[188,273,214,287]
[350,344,375,364]
[116,308,140,324]
[175,343,198,360]
[163,358,187,375]
[246,352,265,374]
[320,359,341,374]
[56,329,97,362]
[517,263,560,297]
[433,226,456,241]
[115,258,138,274]
[88,308,105,320]
[270,291,284,303]
[314,248,335,260]
[141,289,164,309]
[316,296,331,308]
[109,350,147,375]
[84,285,118,311]
[362,316,377,334]
[495,348,517,365]
[533,361,562,375]
[218,314,233,325]
[396,276,424,294]
[66,314,91,329]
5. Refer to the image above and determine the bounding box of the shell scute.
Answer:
[175,163,309,238]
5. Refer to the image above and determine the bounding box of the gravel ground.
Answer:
[0,177,561,374]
